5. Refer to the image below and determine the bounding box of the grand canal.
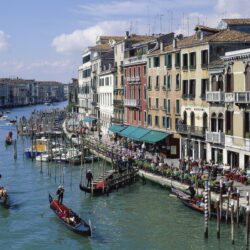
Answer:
[0,102,247,249]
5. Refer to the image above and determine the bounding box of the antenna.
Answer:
[170,10,173,32]
[159,14,164,33]
[182,12,185,34]
[147,5,150,35]
[187,16,190,36]
[129,21,133,34]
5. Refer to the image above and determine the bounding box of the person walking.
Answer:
[57,185,64,204]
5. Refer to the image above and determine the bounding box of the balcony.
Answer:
[154,85,160,91]
[126,76,141,84]
[206,131,225,144]
[149,105,159,110]
[206,91,224,103]
[162,85,167,91]
[124,99,141,107]
[91,101,97,106]
[113,100,123,107]
[224,92,234,102]
[111,117,123,124]
[234,92,250,104]
[176,124,206,138]
[124,55,147,66]
[225,135,250,151]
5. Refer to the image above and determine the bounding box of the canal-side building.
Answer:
[68,78,79,112]
[206,48,250,169]
[99,67,115,134]
[176,25,250,162]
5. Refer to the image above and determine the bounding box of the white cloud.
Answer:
[0,31,9,52]
[52,20,132,54]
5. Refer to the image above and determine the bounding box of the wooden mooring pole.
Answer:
[237,189,240,226]
[246,206,250,250]
[226,187,231,224]
[204,179,208,238]
[217,197,220,239]
[231,200,234,245]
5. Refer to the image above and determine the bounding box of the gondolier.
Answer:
[56,185,64,204]
[86,170,93,187]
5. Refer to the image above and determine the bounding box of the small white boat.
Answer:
[0,115,8,121]
[35,153,50,162]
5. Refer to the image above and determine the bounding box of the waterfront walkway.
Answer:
[62,120,250,209]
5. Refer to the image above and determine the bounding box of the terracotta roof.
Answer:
[128,34,154,43]
[91,44,111,51]
[222,19,250,25]
[99,35,124,42]
[195,25,220,33]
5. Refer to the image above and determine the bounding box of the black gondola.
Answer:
[48,194,92,236]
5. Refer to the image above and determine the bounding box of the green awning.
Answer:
[139,130,169,144]
[83,117,96,122]
[129,127,150,141]
[109,124,126,133]
[119,126,137,137]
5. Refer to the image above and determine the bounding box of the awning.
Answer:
[139,130,169,144]
[129,127,150,141]
[119,125,137,137]
[109,124,126,133]
[83,117,97,123]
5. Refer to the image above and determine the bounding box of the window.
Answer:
[138,67,141,77]
[175,118,179,130]
[246,66,250,91]
[82,68,91,78]
[153,57,160,67]
[82,54,90,64]
[133,85,136,99]
[167,75,171,90]
[176,100,180,114]
[149,58,152,68]
[201,50,208,68]
[155,116,159,127]
[129,68,132,77]
[175,52,180,67]
[144,86,146,100]
[218,113,224,132]
[189,80,196,98]
[148,76,152,89]
[190,112,195,127]
[211,113,217,132]
[167,99,171,113]
[244,111,250,137]
[201,79,208,99]
[166,117,171,129]
[164,75,167,86]
[105,77,109,86]
[155,76,160,90]
[189,52,196,69]
[144,111,147,123]
[148,114,152,125]
[144,65,147,76]
[182,80,188,97]
[148,98,151,108]
[162,116,166,128]
[165,54,172,68]
[133,67,136,77]
[176,74,180,90]
[134,110,136,120]
[138,87,141,100]
[163,98,167,110]
[121,76,124,86]
[226,67,234,92]
[156,98,159,108]
[139,110,141,121]
[182,54,188,69]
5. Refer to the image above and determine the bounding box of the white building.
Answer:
[99,68,115,134]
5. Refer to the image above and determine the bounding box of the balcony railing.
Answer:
[206,131,225,144]
[224,92,234,102]
[124,99,141,107]
[234,92,250,103]
[225,135,250,151]
[176,124,206,138]
[126,76,141,83]
[111,117,123,124]
[206,91,224,103]
[113,100,123,107]
[124,55,147,66]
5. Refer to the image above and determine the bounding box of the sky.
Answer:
[0,0,249,83]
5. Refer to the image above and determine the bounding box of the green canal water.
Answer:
[0,103,247,249]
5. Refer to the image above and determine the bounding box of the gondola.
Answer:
[0,187,9,206]
[48,194,92,236]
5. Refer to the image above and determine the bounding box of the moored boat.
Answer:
[5,131,13,145]
[0,187,9,205]
[48,194,91,236]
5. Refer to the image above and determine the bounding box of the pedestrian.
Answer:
[86,170,93,187]
[57,185,64,204]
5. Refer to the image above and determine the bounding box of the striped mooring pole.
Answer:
[204,179,209,238]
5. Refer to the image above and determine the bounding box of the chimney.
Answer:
[160,42,163,52]
[173,38,177,49]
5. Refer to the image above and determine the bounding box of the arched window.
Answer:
[218,113,224,132]
[211,75,217,91]
[190,112,195,127]
[203,112,208,128]
[226,67,234,92]
[245,65,250,91]
[183,111,187,125]
[211,112,217,132]
[218,75,224,91]
[176,74,180,89]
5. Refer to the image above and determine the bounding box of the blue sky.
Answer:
[0,0,249,83]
